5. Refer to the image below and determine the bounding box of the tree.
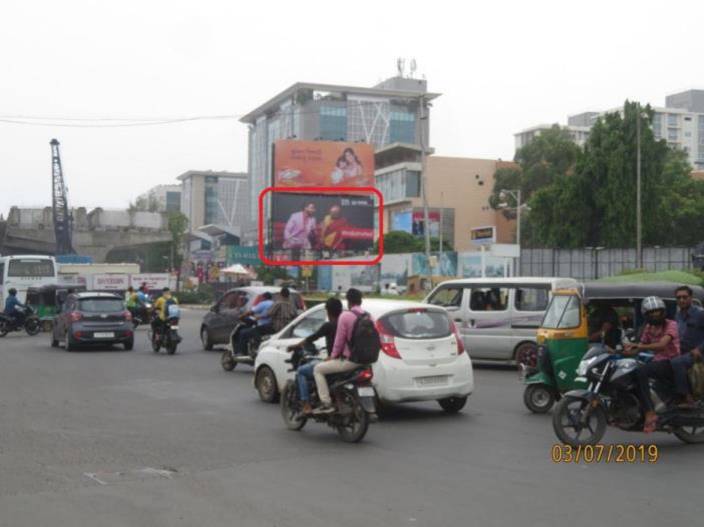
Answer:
[375,231,453,254]
[167,212,189,271]
[129,193,160,212]
[526,101,704,248]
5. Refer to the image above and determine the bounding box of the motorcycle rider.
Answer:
[268,287,298,333]
[312,288,368,415]
[152,287,178,340]
[624,296,680,433]
[125,286,139,317]
[3,288,26,326]
[236,292,275,354]
[287,297,343,415]
[671,286,704,407]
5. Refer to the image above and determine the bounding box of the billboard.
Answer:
[412,210,440,237]
[270,192,375,254]
[471,226,496,246]
[90,274,130,291]
[273,140,375,187]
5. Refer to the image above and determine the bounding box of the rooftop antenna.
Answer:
[396,57,405,78]
[410,58,417,79]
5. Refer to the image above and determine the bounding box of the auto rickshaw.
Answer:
[522,281,704,413]
[25,284,86,332]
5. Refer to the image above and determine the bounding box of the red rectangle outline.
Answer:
[258,186,384,266]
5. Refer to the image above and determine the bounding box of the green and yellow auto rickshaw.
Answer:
[522,281,704,413]
[25,285,86,332]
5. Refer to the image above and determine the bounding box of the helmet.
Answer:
[8,288,17,296]
[641,296,666,315]
[642,296,667,326]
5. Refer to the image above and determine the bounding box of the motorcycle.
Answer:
[131,301,153,329]
[552,345,704,446]
[279,346,377,443]
[149,306,182,355]
[0,306,41,337]
[221,316,268,371]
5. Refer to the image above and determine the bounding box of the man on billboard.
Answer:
[283,202,318,250]
[320,204,350,252]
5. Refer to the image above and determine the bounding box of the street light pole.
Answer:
[636,105,642,269]
[418,94,432,281]
[516,189,522,277]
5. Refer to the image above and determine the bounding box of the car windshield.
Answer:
[542,295,581,329]
[78,298,124,313]
[379,309,452,339]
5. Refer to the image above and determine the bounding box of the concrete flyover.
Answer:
[0,207,171,262]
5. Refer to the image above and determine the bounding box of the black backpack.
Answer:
[348,311,381,364]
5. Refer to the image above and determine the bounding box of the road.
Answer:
[0,308,701,527]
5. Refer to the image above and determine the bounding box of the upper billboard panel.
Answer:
[273,140,375,187]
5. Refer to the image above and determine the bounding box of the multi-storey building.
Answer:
[178,170,249,233]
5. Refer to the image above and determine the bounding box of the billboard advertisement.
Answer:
[90,274,130,291]
[130,273,173,291]
[273,140,375,187]
[270,192,375,254]
[412,210,440,237]
[391,210,412,233]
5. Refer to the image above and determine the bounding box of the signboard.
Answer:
[130,274,171,291]
[57,274,88,287]
[471,226,496,246]
[90,274,130,291]
[273,140,375,187]
[227,245,262,267]
[271,192,375,252]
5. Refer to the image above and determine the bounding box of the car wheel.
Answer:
[124,339,134,351]
[523,383,556,414]
[256,366,279,403]
[438,396,467,414]
[65,332,77,352]
[201,327,214,351]
[51,336,59,348]
[515,342,538,369]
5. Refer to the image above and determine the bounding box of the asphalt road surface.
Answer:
[1,308,702,527]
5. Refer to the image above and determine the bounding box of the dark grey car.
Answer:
[51,292,134,351]
[200,286,305,350]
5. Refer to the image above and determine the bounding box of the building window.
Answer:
[668,114,679,127]
[376,169,421,202]
[166,191,181,213]
[389,111,416,143]
[668,128,679,141]
[319,105,347,141]
[204,176,219,225]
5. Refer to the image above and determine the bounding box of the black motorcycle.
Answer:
[131,301,153,329]
[279,346,377,443]
[553,345,704,446]
[0,306,41,337]
[221,316,268,371]
[149,313,182,355]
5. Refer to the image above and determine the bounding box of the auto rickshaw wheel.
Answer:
[515,342,539,369]
[42,320,53,333]
[523,384,555,414]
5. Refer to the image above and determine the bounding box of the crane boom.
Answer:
[50,138,75,255]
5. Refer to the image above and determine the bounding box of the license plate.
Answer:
[357,386,375,397]
[416,375,449,386]
[170,326,179,330]
[94,332,115,338]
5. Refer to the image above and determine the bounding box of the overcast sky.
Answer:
[1,0,701,216]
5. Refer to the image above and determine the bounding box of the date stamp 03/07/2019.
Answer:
[551,444,660,464]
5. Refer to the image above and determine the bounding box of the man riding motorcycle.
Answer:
[672,286,704,407]
[287,297,343,415]
[4,288,27,326]
[152,287,178,339]
[623,296,680,433]
[235,292,274,355]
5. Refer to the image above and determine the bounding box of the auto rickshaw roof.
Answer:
[578,281,704,302]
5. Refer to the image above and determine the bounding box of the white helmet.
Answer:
[641,296,666,315]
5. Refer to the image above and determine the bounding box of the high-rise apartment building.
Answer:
[178,171,249,233]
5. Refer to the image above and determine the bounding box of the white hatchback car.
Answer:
[253,299,474,413]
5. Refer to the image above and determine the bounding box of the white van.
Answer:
[424,277,578,365]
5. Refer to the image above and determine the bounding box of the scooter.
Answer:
[280,346,377,443]
[0,306,41,337]
[221,316,269,371]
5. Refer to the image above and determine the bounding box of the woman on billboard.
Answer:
[341,148,364,185]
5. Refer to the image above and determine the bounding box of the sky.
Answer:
[1,0,702,216]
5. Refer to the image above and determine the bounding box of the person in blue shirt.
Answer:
[672,286,704,407]
[235,292,275,355]
[4,288,26,324]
